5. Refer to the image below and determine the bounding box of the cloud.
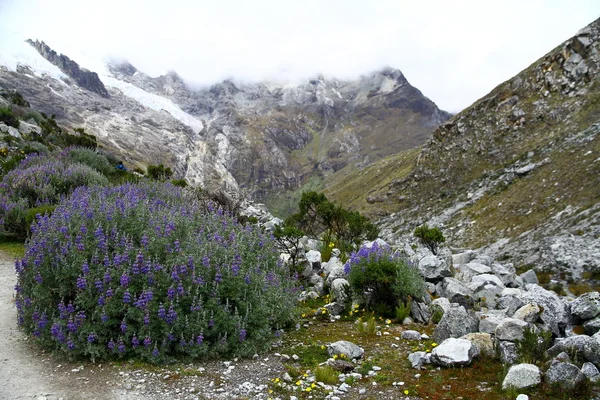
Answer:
[0,0,598,112]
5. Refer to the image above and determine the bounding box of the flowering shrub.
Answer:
[345,242,424,317]
[0,150,109,238]
[16,182,297,362]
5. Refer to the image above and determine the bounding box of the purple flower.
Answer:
[196,334,203,345]
[152,347,159,357]
[167,286,175,300]
[76,276,87,290]
[118,341,126,353]
[239,329,247,342]
[101,312,108,323]
[158,304,166,319]
[123,290,131,303]
[81,261,89,275]
[66,338,75,350]
[87,333,97,343]
[120,319,127,333]
[132,336,140,347]
[143,336,152,347]
[166,305,177,324]
[120,272,130,287]
[108,339,115,351]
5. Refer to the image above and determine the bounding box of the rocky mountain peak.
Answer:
[26,39,110,98]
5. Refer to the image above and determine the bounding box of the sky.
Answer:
[0,0,598,113]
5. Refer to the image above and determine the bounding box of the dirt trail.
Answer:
[0,251,136,400]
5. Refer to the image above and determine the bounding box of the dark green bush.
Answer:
[16,182,297,362]
[0,107,19,128]
[413,224,445,255]
[147,164,173,180]
[284,191,378,256]
[345,243,424,317]
[63,147,113,176]
[171,179,188,188]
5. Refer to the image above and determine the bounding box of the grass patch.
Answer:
[0,239,25,258]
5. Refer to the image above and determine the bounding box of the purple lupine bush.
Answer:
[0,149,109,238]
[15,182,297,362]
[344,242,424,317]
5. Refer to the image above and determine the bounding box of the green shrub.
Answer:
[0,107,19,128]
[24,205,56,228]
[0,195,27,239]
[16,182,297,362]
[413,224,445,255]
[345,243,424,317]
[273,223,304,275]
[395,299,412,322]
[514,326,552,364]
[314,365,340,384]
[284,191,378,257]
[0,152,109,237]
[147,164,173,181]
[356,315,378,336]
[171,179,188,188]
[62,147,113,176]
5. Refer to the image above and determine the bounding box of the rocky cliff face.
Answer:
[1,40,450,214]
[26,40,110,98]
[360,18,600,280]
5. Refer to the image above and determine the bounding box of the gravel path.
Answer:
[0,251,136,400]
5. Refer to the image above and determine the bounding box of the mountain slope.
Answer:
[0,37,450,215]
[340,18,600,279]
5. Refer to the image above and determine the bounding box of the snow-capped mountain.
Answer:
[0,35,450,213]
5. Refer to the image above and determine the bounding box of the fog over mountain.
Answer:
[0,0,598,112]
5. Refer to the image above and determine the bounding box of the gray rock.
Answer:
[512,303,542,323]
[570,291,600,320]
[325,266,345,287]
[323,257,344,276]
[583,316,600,335]
[431,338,479,367]
[491,263,517,287]
[410,301,432,324]
[456,262,491,282]
[305,250,322,268]
[433,305,478,343]
[408,351,430,369]
[479,311,508,334]
[431,297,451,313]
[544,362,586,390]
[401,330,422,341]
[520,284,567,335]
[548,335,600,367]
[520,269,539,285]
[581,362,600,382]
[418,255,452,282]
[461,332,496,358]
[497,295,525,316]
[502,363,541,390]
[330,279,350,303]
[498,340,519,365]
[18,120,42,135]
[452,250,477,266]
[7,126,20,138]
[298,291,319,302]
[437,277,474,307]
[327,340,364,360]
[323,302,346,316]
[495,318,530,342]
[328,359,355,372]
[472,284,504,309]
[471,274,505,287]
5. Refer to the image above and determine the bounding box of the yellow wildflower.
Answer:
[296,380,302,386]
[321,345,326,350]
[431,342,437,347]
[385,319,392,325]
[404,389,409,395]
[305,387,312,392]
